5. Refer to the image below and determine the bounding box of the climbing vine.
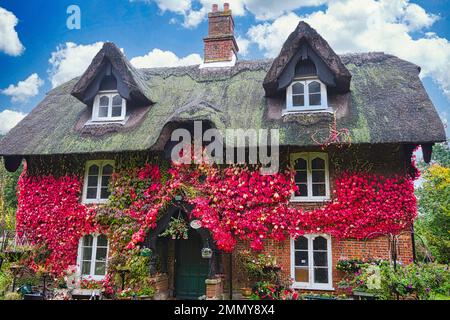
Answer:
[15,157,417,276]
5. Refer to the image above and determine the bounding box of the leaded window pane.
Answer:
[312,184,326,196]
[112,95,122,106]
[313,251,328,267]
[102,164,113,175]
[312,158,325,169]
[95,262,106,276]
[86,188,97,199]
[295,184,308,197]
[292,82,304,94]
[99,96,109,106]
[309,93,321,106]
[295,171,307,183]
[98,107,108,118]
[295,236,308,250]
[88,165,99,176]
[294,158,307,170]
[295,251,308,266]
[314,268,328,283]
[313,236,327,250]
[81,261,91,275]
[308,81,321,94]
[111,106,122,117]
[97,235,108,247]
[295,267,309,282]
[100,187,110,199]
[87,176,98,187]
[312,171,325,183]
[293,95,304,107]
[83,235,94,247]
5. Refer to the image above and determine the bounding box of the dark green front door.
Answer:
[175,230,209,299]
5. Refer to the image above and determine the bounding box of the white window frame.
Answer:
[92,90,126,122]
[82,160,115,204]
[290,234,333,291]
[285,78,328,112]
[76,234,109,281]
[290,152,330,202]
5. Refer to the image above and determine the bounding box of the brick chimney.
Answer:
[203,3,239,65]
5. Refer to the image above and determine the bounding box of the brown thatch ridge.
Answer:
[263,21,352,96]
[71,42,153,105]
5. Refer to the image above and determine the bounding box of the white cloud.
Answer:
[130,48,202,68]
[0,109,26,134]
[246,0,450,101]
[131,0,329,28]
[48,42,104,88]
[0,7,24,56]
[1,74,44,103]
[236,36,250,56]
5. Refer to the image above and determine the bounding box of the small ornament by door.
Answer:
[201,247,212,259]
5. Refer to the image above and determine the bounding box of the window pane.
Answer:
[292,82,304,94]
[295,236,308,250]
[294,158,307,170]
[312,184,326,196]
[102,164,113,175]
[293,95,304,107]
[309,93,321,106]
[314,268,328,284]
[99,96,109,106]
[81,261,91,275]
[112,95,122,106]
[100,187,110,199]
[101,175,110,188]
[295,251,308,266]
[83,235,94,247]
[295,171,307,183]
[111,106,122,117]
[313,252,328,267]
[96,248,107,261]
[97,235,108,247]
[295,267,309,283]
[98,106,108,118]
[295,184,308,197]
[308,81,321,93]
[88,165,99,175]
[95,262,106,276]
[312,158,325,169]
[87,176,98,187]
[82,247,92,260]
[86,187,97,199]
[312,171,325,183]
[313,236,327,250]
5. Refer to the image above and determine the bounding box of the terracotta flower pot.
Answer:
[241,287,252,297]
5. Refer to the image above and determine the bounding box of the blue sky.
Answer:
[0,0,449,137]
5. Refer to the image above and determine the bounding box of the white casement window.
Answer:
[286,79,328,112]
[291,153,330,202]
[291,234,333,290]
[82,160,114,204]
[92,91,126,122]
[77,234,109,280]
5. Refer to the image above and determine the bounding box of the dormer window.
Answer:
[92,91,126,122]
[286,79,328,112]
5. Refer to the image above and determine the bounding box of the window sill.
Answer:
[282,108,332,116]
[290,198,331,203]
[82,199,109,205]
[292,283,334,291]
[85,118,128,126]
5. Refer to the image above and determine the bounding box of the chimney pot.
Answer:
[224,3,230,11]
[212,4,218,12]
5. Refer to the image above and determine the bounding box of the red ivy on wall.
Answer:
[16,165,97,275]
[16,161,417,275]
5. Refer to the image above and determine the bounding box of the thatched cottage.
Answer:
[0,3,445,299]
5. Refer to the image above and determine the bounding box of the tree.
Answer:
[415,163,450,264]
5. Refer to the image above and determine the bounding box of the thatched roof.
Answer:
[264,22,352,96]
[0,51,445,157]
[71,42,153,105]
